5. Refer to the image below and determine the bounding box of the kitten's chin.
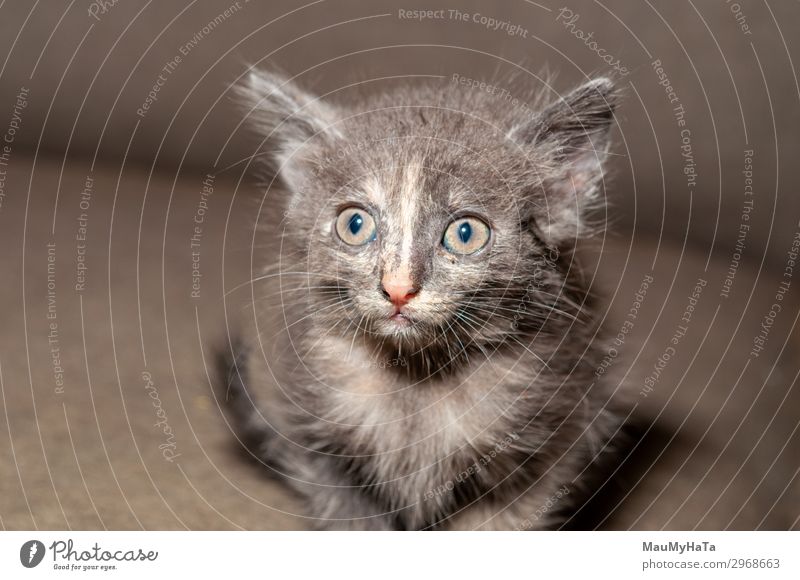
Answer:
[374,315,415,336]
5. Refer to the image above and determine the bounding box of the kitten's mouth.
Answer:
[389,312,412,327]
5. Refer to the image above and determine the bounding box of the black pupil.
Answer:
[458,221,472,244]
[348,213,363,235]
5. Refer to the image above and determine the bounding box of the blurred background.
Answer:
[0,0,798,530]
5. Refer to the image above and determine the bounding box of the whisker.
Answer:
[507,335,552,372]
[466,300,582,324]
[225,272,354,297]
[281,299,355,331]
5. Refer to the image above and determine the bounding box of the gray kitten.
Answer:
[225,69,620,530]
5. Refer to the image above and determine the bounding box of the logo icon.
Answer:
[20,540,45,568]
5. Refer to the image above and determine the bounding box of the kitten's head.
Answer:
[239,70,617,368]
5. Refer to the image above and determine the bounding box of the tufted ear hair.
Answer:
[509,78,618,245]
[237,68,341,188]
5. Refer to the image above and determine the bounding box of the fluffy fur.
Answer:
[224,69,620,530]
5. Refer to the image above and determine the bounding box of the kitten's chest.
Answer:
[306,339,521,467]
[296,338,536,526]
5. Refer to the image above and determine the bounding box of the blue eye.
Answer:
[336,207,377,246]
[443,217,491,255]
[458,221,472,243]
[348,213,363,235]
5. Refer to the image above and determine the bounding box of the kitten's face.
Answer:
[241,73,616,360]
[288,131,541,351]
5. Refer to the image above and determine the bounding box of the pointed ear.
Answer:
[509,78,618,244]
[237,69,340,186]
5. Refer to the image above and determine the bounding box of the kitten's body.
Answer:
[227,73,620,529]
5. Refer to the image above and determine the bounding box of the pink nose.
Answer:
[381,273,418,307]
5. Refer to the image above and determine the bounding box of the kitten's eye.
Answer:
[335,207,377,246]
[442,217,491,255]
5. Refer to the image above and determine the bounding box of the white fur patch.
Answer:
[363,176,385,205]
[398,160,422,272]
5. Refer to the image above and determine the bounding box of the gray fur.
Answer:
[228,70,620,530]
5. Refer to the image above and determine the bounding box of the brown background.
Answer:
[0,0,797,267]
[0,0,798,530]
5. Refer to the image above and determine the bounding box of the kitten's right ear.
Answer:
[237,69,340,181]
[508,78,618,245]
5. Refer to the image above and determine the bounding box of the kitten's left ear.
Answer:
[237,68,341,187]
[509,78,618,244]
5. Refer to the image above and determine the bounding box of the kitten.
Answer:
[225,69,620,530]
